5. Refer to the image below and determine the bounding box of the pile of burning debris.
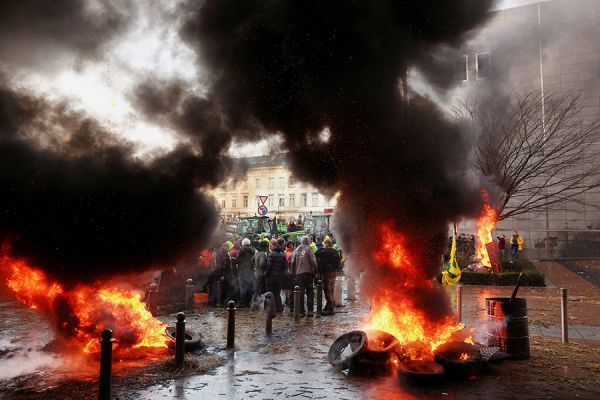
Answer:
[329,329,510,385]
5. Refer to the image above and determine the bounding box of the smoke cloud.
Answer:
[1,0,494,310]
[0,1,241,284]
[174,0,493,321]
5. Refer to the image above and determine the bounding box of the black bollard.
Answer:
[264,292,276,336]
[185,278,194,313]
[175,312,186,366]
[293,285,301,323]
[216,281,223,307]
[265,298,273,336]
[98,329,114,400]
[226,301,236,349]
[316,280,323,318]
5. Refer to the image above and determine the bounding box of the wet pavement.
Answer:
[2,260,600,399]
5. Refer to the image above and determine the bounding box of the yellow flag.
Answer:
[442,233,461,285]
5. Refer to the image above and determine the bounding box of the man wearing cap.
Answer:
[236,238,256,307]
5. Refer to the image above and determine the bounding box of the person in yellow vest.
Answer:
[509,231,524,262]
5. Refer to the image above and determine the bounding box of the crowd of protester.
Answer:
[200,232,343,316]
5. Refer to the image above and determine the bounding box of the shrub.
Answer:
[443,258,545,286]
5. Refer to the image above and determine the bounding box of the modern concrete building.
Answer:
[447,0,600,257]
[211,154,336,221]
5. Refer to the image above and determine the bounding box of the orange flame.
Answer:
[364,224,467,360]
[459,352,469,361]
[1,245,168,356]
[476,190,497,267]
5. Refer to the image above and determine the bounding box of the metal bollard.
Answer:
[561,288,568,344]
[293,285,301,323]
[98,329,114,400]
[147,282,158,317]
[227,301,236,349]
[334,276,343,307]
[185,279,194,313]
[316,280,323,318]
[265,298,273,336]
[175,312,186,366]
[216,281,223,307]
[457,284,462,323]
[347,276,356,301]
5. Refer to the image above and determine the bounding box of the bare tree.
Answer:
[455,90,600,220]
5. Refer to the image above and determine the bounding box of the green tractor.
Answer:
[235,216,306,240]
[304,213,333,238]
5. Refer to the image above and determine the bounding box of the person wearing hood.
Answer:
[266,237,287,312]
[236,238,256,307]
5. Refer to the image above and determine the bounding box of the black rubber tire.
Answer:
[164,326,203,351]
[328,330,367,370]
[434,341,483,379]
[397,360,445,386]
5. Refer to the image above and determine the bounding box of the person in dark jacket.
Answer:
[315,238,340,315]
[266,238,287,312]
[252,240,268,296]
[208,242,235,305]
[236,238,256,306]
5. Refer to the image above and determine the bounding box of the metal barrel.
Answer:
[485,297,530,359]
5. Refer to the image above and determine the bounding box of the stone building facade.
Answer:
[210,154,336,221]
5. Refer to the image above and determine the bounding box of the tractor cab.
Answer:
[304,213,333,237]
[236,216,272,237]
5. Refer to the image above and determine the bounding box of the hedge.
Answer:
[457,258,546,287]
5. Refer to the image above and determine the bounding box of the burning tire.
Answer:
[350,330,401,374]
[434,341,482,379]
[164,327,203,351]
[328,330,367,371]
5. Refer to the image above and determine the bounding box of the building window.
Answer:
[279,177,285,188]
[243,179,248,189]
[243,195,248,208]
[476,52,490,79]
[301,193,307,207]
[268,194,274,207]
[269,177,274,188]
[231,198,237,209]
[221,199,226,209]
[312,193,319,207]
[289,194,295,207]
[279,195,285,207]
[231,180,237,190]
[288,176,296,187]
[454,55,468,82]
[255,178,260,189]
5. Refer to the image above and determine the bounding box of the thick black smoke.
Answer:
[176,0,494,321]
[0,1,238,284]
[0,82,227,284]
